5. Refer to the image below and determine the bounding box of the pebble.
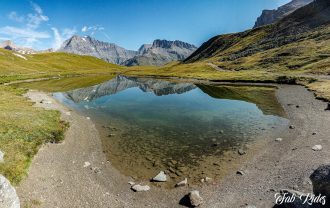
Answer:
[189,190,203,207]
[128,181,135,186]
[238,149,246,155]
[175,178,187,187]
[86,117,91,120]
[152,171,167,182]
[312,145,322,151]
[236,170,245,175]
[83,162,91,168]
[289,125,295,129]
[131,184,150,192]
[275,138,283,142]
[65,112,71,116]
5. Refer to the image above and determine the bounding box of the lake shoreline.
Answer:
[16,84,330,207]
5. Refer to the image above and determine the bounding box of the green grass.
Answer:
[0,86,67,184]
[0,49,123,84]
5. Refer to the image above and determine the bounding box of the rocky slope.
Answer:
[123,39,197,66]
[63,75,196,102]
[0,40,36,54]
[184,0,330,74]
[58,35,138,65]
[253,0,312,28]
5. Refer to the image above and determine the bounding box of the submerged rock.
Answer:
[152,171,167,182]
[131,184,150,192]
[189,190,203,207]
[0,175,20,208]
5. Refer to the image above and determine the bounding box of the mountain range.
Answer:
[58,36,197,66]
[253,0,313,28]
[0,40,36,55]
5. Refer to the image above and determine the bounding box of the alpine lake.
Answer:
[22,75,289,187]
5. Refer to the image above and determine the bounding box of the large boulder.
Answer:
[0,175,20,208]
[310,165,330,201]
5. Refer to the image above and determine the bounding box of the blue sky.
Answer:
[0,0,290,50]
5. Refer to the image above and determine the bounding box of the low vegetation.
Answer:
[0,86,67,184]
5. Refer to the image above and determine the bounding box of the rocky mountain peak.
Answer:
[152,39,196,50]
[253,0,313,28]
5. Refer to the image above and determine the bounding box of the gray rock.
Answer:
[175,178,188,187]
[312,145,322,151]
[123,39,197,66]
[188,190,203,207]
[131,184,150,192]
[238,149,246,155]
[253,0,313,28]
[152,171,167,182]
[310,164,330,201]
[0,175,20,208]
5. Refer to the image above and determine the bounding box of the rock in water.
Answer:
[152,171,167,182]
[0,175,20,208]
[310,164,330,202]
[189,190,203,207]
[312,145,322,151]
[131,184,150,192]
[175,178,188,187]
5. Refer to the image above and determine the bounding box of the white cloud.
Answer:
[0,1,52,49]
[81,25,105,35]
[8,12,25,22]
[81,26,88,32]
[0,26,50,48]
[27,2,49,29]
[51,27,76,50]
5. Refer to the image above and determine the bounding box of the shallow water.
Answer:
[54,75,288,185]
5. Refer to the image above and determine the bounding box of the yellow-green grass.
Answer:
[0,86,67,184]
[308,80,330,101]
[0,49,123,84]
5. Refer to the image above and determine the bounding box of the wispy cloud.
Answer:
[81,25,104,35]
[51,27,76,50]
[8,12,25,23]
[27,1,49,29]
[0,1,51,49]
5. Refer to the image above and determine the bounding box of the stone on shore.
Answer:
[238,149,246,155]
[312,145,322,151]
[189,190,203,207]
[0,175,20,208]
[131,184,150,192]
[175,178,188,187]
[83,162,91,168]
[310,164,330,201]
[152,171,167,182]
[275,138,283,142]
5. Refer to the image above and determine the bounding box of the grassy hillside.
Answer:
[184,0,330,75]
[0,49,123,84]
